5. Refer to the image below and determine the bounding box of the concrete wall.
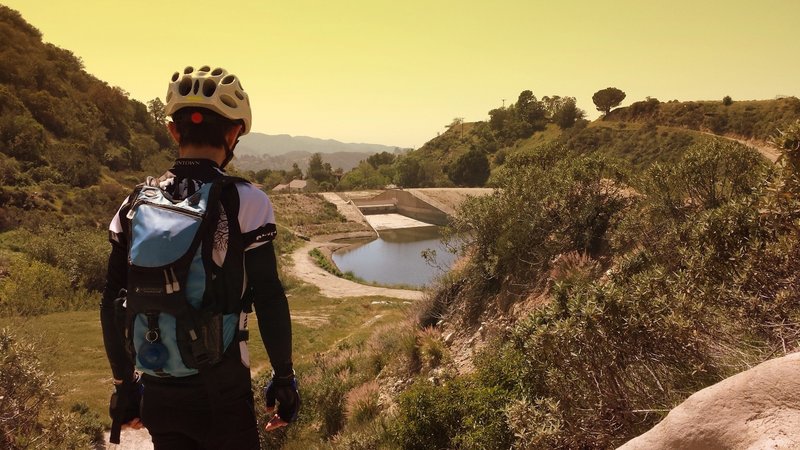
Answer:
[358,204,397,215]
[353,190,449,225]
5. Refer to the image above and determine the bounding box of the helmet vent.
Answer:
[183,66,194,74]
[171,72,180,82]
[220,94,237,108]
[211,68,223,76]
[203,80,217,97]
[221,75,236,85]
[178,76,192,95]
[198,65,211,72]
[192,80,200,94]
[235,90,244,100]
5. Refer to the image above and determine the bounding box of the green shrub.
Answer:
[332,420,394,450]
[392,377,512,450]
[0,329,102,449]
[25,225,108,292]
[448,144,630,312]
[490,275,719,448]
[0,255,90,316]
[677,140,768,209]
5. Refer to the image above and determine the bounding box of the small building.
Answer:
[272,179,308,192]
[288,179,308,191]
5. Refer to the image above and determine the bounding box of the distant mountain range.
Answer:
[238,133,404,157]
[233,133,408,172]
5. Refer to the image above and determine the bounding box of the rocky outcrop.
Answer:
[619,352,800,450]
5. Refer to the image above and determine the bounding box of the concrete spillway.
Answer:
[352,189,450,228]
[362,213,434,231]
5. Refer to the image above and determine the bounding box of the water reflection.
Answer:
[332,226,457,288]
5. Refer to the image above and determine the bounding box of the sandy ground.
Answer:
[104,428,153,450]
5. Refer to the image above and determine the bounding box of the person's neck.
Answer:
[178,145,225,166]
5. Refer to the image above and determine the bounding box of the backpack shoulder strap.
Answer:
[200,176,251,313]
[118,182,147,246]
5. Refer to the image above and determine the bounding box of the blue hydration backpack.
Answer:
[120,175,249,377]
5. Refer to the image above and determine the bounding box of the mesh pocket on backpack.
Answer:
[175,312,224,369]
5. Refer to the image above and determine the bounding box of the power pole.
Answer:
[502,98,506,108]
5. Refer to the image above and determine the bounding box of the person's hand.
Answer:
[263,371,300,431]
[109,376,142,443]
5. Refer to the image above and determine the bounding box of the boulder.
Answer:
[619,352,800,450]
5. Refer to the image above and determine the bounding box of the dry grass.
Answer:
[345,381,381,426]
[270,193,370,236]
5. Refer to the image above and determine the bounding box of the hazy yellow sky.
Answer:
[3,0,798,148]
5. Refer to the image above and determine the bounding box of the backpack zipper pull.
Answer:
[164,270,174,294]
[170,267,181,292]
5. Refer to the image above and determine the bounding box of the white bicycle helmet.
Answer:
[165,66,251,135]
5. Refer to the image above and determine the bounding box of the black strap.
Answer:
[201,176,249,313]
[242,223,277,248]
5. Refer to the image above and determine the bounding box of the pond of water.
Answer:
[331,226,457,288]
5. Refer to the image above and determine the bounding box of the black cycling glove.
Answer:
[109,376,141,444]
[263,371,300,423]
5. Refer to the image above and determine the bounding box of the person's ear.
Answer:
[167,122,180,144]
[225,124,243,148]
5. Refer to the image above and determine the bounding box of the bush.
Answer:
[45,142,101,187]
[448,144,630,309]
[344,381,381,427]
[392,377,512,450]
[483,275,719,448]
[25,225,108,292]
[0,255,90,316]
[0,114,47,162]
[677,139,768,209]
[447,147,490,187]
[0,329,102,449]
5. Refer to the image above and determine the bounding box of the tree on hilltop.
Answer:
[516,90,546,125]
[542,96,586,129]
[592,87,626,115]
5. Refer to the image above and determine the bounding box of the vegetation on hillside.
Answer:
[393,129,799,448]
[605,96,800,141]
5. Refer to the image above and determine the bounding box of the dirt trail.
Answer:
[289,241,423,300]
[705,132,781,162]
[104,428,153,449]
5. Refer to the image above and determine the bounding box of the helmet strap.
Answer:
[220,137,240,169]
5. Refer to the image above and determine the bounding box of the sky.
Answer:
[2,0,798,148]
